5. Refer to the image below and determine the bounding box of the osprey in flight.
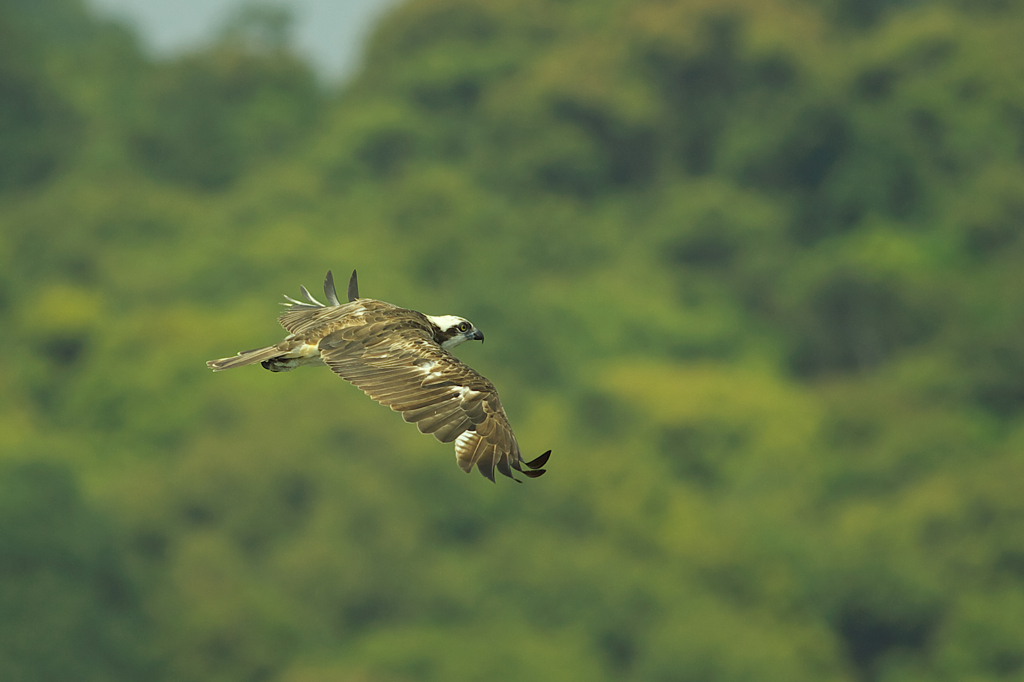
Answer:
[207,270,550,482]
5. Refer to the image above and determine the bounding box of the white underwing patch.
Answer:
[285,342,322,359]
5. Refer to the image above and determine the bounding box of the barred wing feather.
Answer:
[318,323,542,481]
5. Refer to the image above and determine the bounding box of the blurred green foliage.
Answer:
[0,460,159,681]
[2,0,1024,680]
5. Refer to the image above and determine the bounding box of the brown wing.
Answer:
[275,270,391,339]
[277,299,400,340]
[318,316,546,482]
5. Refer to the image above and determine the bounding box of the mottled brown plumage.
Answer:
[207,270,550,482]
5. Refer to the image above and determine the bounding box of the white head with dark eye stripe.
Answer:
[426,315,484,350]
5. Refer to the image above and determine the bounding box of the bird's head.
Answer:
[427,315,484,351]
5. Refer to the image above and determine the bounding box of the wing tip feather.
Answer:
[324,270,342,307]
[525,450,551,470]
[348,270,359,302]
[476,455,496,482]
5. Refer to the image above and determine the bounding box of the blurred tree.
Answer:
[0,460,163,681]
[2,0,1024,681]
[0,0,98,43]
[0,14,82,191]
[220,2,294,52]
[129,4,323,189]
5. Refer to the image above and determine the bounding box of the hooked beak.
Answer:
[471,329,485,343]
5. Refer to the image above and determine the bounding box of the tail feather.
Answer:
[207,345,283,372]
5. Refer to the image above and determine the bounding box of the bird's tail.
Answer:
[207,345,284,372]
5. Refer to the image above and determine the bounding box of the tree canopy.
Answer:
[2,0,1024,680]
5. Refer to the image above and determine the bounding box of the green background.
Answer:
[2,0,1024,680]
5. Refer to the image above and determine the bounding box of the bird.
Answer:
[207,270,550,482]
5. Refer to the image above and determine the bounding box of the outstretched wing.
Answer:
[318,320,547,482]
[276,270,384,338]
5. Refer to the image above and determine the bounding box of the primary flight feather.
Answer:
[207,270,550,482]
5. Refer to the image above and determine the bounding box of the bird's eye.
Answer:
[457,322,471,333]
